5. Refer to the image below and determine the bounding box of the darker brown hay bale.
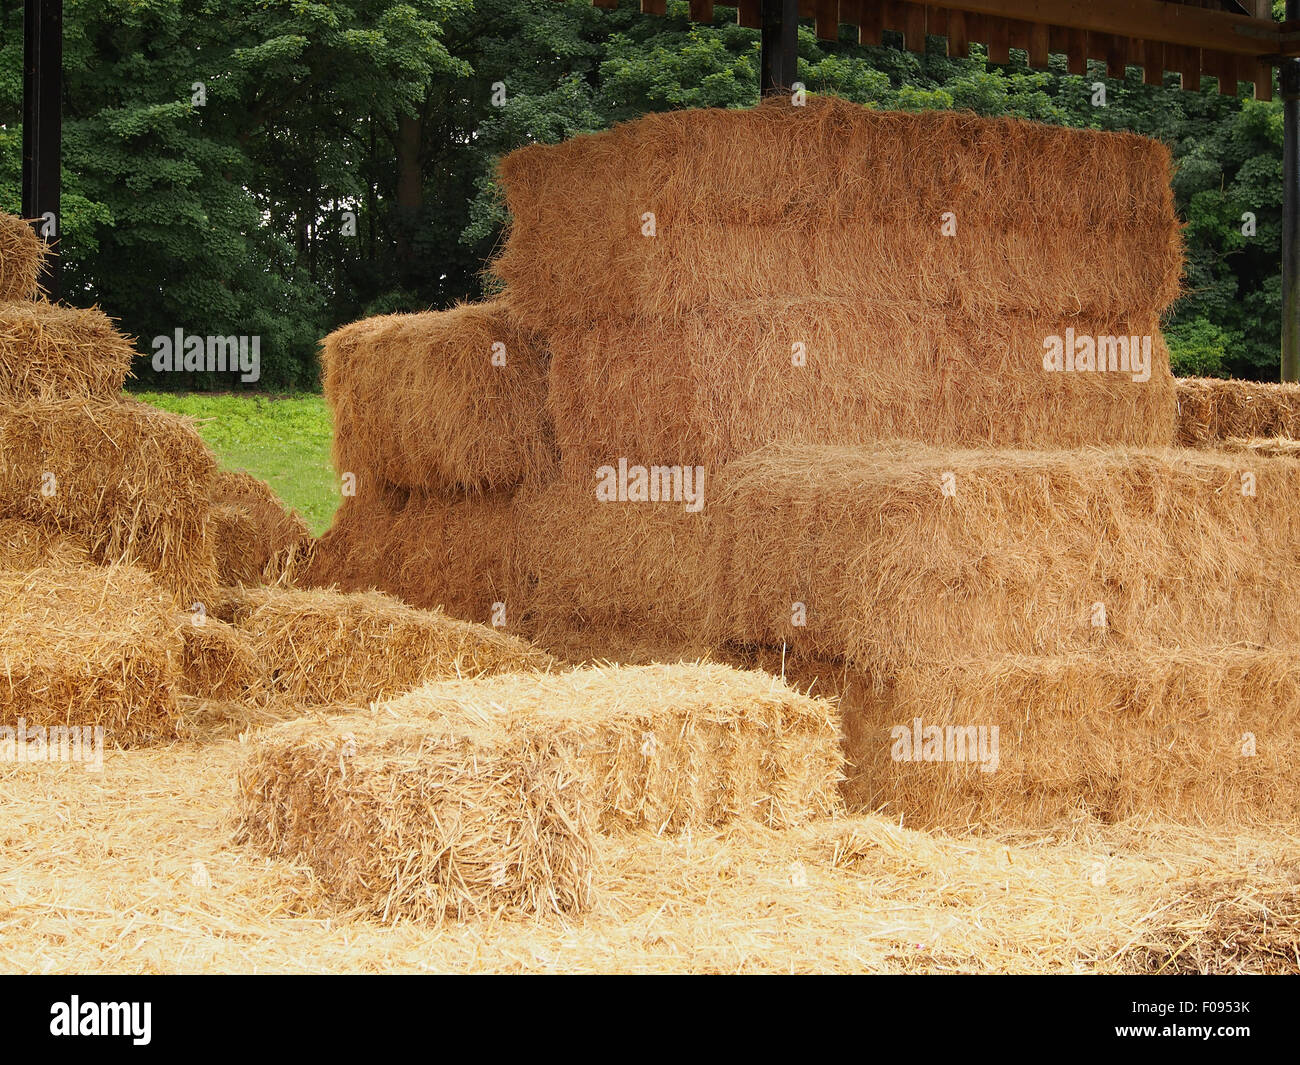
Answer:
[705,443,1300,669]
[207,470,310,586]
[301,489,520,628]
[235,707,597,923]
[382,662,844,832]
[494,96,1182,330]
[766,647,1300,831]
[548,305,1175,477]
[323,301,555,495]
[0,517,91,571]
[0,397,218,602]
[222,586,555,706]
[1175,377,1300,446]
[0,563,183,745]
[178,616,265,701]
[0,300,136,402]
[0,213,43,302]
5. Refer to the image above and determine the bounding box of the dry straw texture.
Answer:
[0,397,217,601]
[208,470,310,585]
[0,517,90,571]
[221,586,554,706]
[382,662,844,832]
[0,300,135,401]
[548,304,1175,477]
[236,708,597,923]
[768,647,1300,829]
[5,739,1297,971]
[178,617,264,702]
[1175,376,1300,446]
[302,490,520,627]
[0,563,182,744]
[706,443,1300,669]
[323,301,555,494]
[0,213,42,302]
[494,96,1182,329]
[1221,435,1300,458]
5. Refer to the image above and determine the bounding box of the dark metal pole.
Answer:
[1284,1,1300,381]
[760,0,798,96]
[22,0,62,300]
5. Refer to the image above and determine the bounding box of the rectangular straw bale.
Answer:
[0,397,217,601]
[706,443,1300,670]
[0,517,91,571]
[0,300,135,401]
[779,648,1300,829]
[548,304,1175,477]
[301,488,521,628]
[495,96,1182,328]
[323,301,556,494]
[512,482,712,651]
[1175,376,1300,446]
[223,586,554,706]
[208,470,311,586]
[0,563,183,745]
[0,213,43,302]
[235,708,597,922]
[379,662,844,831]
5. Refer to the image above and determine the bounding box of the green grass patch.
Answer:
[137,392,339,535]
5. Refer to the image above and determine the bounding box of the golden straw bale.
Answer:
[0,397,218,601]
[495,96,1182,329]
[0,516,91,571]
[323,301,555,494]
[208,469,310,584]
[773,647,1300,831]
[0,213,43,302]
[1176,377,1300,446]
[0,563,183,744]
[223,586,554,706]
[0,300,135,401]
[0,397,215,603]
[382,662,844,832]
[235,707,597,923]
[548,304,1175,477]
[706,443,1300,669]
[301,489,520,627]
[179,616,265,701]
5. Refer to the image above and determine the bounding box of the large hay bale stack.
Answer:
[382,663,844,831]
[775,647,1300,830]
[220,586,554,706]
[236,707,598,923]
[0,300,135,401]
[495,97,1181,326]
[0,563,184,745]
[1175,376,1300,446]
[322,301,555,496]
[0,398,217,601]
[706,444,1300,668]
[0,213,43,302]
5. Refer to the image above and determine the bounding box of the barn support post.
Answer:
[22,0,62,300]
[760,0,798,95]
[1284,1,1300,381]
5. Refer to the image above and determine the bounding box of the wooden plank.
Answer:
[593,0,620,7]
[1142,39,1164,87]
[1027,21,1050,69]
[928,6,948,40]
[1253,59,1274,102]
[814,0,838,40]
[987,16,1010,64]
[1106,34,1128,78]
[1171,43,1201,93]
[1206,50,1238,97]
[1066,27,1087,76]
[1007,17,1030,56]
[737,0,762,29]
[859,0,883,45]
[904,0,926,52]
[640,0,666,14]
[882,0,906,33]
[689,0,714,21]
[947,8,969,57]
[922,0,1277,58]
[798,0,814,17]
